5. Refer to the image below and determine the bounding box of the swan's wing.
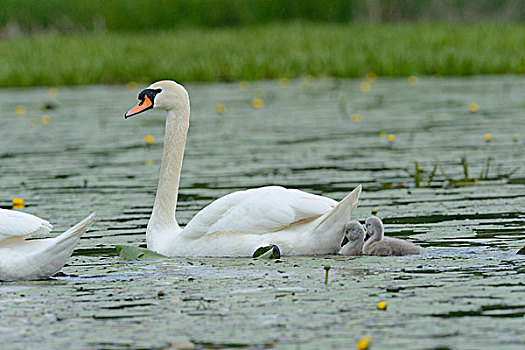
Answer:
[0,209,53,241]
[183,186,337,238]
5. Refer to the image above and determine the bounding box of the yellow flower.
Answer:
[41,115,51,125]
[240,81,250,92]
[366,72,377,84]
[126,81,138,92]
[469,102,479,113]
[360,81,371,93]
[378,301,387,310]
[12,197,24,205]
[215,104,227,114]
[279,77,290,88]
[29,117,38,126]
[47,88,59,99]
[352,114,362,123]
[12,197,25,209]
[484,133,492,142]
[388,134,396,143]
[356,336,371,350]
[251,98,264,109]
[408,75,419,86]
[379,131,388,138]
[145,134,155,144]
[15,105,26,117]
[145,159,155,165]
[513,134,518,142]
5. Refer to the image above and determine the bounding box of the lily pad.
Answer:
[115,245,167,261]
[252,245,280,259]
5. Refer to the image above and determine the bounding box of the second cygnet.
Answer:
[340,221,365,256]
[363,216,422,256]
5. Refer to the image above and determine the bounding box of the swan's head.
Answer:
[125,80,189,119]
[341,221,365,247]
[364,216,384,242]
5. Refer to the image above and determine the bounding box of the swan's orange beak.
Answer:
[125,95,153,119]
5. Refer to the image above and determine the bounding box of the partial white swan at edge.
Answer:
[124,80,361,257]
[0,210,94,281]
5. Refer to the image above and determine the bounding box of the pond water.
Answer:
[0,77,524,349]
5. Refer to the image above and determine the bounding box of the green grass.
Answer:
[1,23,525,87]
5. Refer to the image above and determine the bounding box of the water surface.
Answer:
[1,77,524,349]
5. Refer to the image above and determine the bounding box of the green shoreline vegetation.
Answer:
[1,22,525,87]
[2,0,524,32]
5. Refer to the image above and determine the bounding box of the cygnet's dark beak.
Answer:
[341,236,349,247]
[364,232,372,242]
[124,88,162,119]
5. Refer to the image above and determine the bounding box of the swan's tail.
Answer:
[315,185,361,231]
[52,212,95,247]
[34,212,95,278]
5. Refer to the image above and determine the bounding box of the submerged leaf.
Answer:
[116,245,167,261]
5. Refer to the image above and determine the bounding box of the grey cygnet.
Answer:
[340,221,365,256]
[363,216,422,256]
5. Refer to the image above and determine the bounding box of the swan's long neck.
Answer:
[147,107,189,251]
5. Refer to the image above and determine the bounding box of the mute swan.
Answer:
[124,80,361,257]
[0,210,94,281]
[363,216,422,256]
[339,221,364,256]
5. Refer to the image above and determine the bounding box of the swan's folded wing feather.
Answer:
[182,186,336,238]
[0,209,52,241]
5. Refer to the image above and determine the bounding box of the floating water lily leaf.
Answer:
[252,246,272,258]
[517,246,525,255]
[116,245,167,261]
[252,245,280,259]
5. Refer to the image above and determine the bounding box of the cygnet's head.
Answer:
[341,221,365,247]
[364,216,384,241]
[125,80,189,118]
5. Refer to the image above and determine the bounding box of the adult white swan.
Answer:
[0,210,94,281]
[124,80,361,257]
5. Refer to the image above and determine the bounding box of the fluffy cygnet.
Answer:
[363,216,422,256]
[339,221,365,256]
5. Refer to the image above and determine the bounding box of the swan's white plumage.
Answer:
[126,80,362,257]
[166,184,360,257]
[0,210,94,281]
[0,209,52,240]
[184,186,336,238]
